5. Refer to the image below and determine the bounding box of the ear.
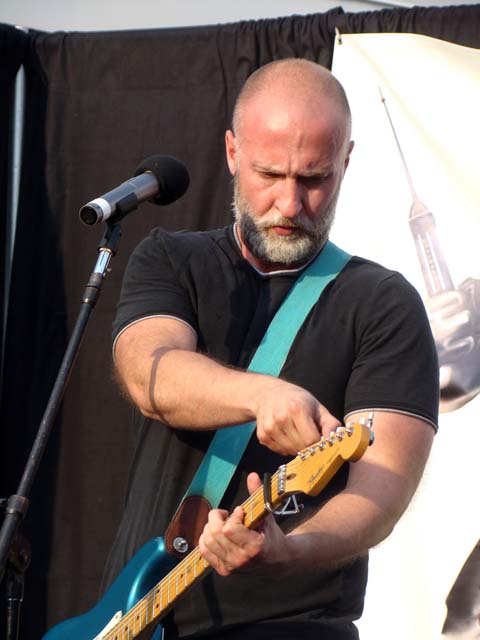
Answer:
[344,140,355,172]
[225,130,237,176]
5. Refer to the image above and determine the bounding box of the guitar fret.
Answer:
[94,425,369,640]
[141,596,147,629]
[155,587,160,617]
[147,592,152,625]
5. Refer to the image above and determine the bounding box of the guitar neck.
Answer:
[103,473,280,639]
[101,423,372,640]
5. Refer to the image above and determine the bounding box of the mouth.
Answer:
[265,222,311,238]
[270,225,298,236]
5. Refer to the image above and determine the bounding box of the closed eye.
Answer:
[259,170,283,180]
[299,173,332,186]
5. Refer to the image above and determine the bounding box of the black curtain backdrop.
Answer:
[0,5,478,637]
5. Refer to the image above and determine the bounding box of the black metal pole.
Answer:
[0,222,122,592]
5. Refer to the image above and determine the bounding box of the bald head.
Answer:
[232,59,352,147]
[224,59,354,271]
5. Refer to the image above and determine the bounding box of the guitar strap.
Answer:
[164,240,351,557]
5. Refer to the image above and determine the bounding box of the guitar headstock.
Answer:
[280,422,372,498]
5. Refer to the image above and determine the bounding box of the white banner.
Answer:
[332,33,480,639]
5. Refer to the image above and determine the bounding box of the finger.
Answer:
[257,411,295,454]
[200,521,263,575]
[206,508,229,533]
[200,509,231,555]
[228,506,245,526]
[205,508,250,550]
[199,516,237,576]
[268,404,318,454]
[317,405,342,438]
[198,534,231,576]
[289,410,323,450]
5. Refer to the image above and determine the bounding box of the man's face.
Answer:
[226,93,352,270]
[232,171,340,267]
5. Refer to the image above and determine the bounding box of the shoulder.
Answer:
[334,256,426,315]
[135,226,233,257]
[340,255,414,290]
[126,225,241,277]
[334,258,439,430]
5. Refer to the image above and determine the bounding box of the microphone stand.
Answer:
[0,220,122,640]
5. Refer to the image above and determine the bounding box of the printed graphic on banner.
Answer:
[332,33,480,640]
[378,86,480,415]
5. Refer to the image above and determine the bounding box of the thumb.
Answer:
[247,471,262,496]
[317,405,342,438]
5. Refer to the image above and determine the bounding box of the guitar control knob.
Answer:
[173,537,189,554]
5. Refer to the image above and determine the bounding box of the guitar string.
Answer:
[102,435,350,640]
[101,432,353,639]
[101,469,289,640]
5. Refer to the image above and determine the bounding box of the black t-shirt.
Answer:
[105,225,438,638]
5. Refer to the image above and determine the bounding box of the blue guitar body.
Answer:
[43,537,177,640]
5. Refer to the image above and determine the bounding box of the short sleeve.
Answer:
[112,229,197,342]
[344,272,439,430]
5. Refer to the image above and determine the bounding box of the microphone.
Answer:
[79,155,190,225]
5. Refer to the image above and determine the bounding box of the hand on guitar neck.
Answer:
[198,472,293,578]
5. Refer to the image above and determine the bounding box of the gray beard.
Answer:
[232,177,337,266]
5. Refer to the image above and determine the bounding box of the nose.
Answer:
[275,178,303,219]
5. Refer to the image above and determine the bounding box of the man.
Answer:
[104,59,438,639]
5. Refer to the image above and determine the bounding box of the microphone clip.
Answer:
[112,192,139,223]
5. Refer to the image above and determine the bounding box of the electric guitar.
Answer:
[43,422,372,640]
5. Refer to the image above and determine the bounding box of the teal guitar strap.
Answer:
[182,240,352,508]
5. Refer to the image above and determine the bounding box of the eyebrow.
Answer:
[252,163,333,178]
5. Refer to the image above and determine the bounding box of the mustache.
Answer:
[255,212,317,234]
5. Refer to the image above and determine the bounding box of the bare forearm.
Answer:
[284,490,395,570]
[282,413,434,571]
[115,317,342,454]
[129,346,272,428]
[198,415,433,577]
[115,318,263,428]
